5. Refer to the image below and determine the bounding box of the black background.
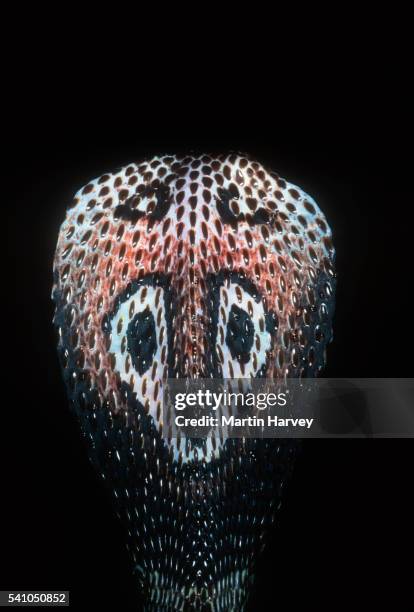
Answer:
[5,29,413,611]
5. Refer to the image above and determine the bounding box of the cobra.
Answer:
[52,153,336,611]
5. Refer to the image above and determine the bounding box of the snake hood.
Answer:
[52,153,336,610]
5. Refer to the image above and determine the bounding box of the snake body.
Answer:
[52,153,335,610]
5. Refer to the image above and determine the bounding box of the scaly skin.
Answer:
[52,153,335,610]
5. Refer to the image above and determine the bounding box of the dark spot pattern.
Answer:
[226,305,254,363]
[127,308,157,375]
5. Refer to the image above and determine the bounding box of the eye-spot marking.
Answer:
[216,280,273,379]
[127,307,157,375]
[226,304,254,364]
[106,282,169,425]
